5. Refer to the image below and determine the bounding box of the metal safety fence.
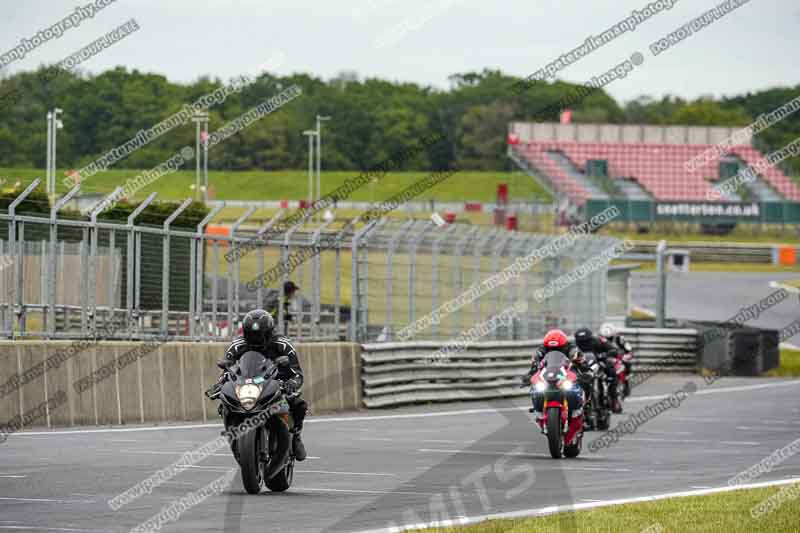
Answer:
[1,182,622,343]
[351,219,617,343]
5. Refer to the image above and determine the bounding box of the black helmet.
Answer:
[574,327,594,351]
[283,280,299,295]
[242,309,274,347]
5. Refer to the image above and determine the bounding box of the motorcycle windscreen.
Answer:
[542,351,568,379]
[234,351,276,381]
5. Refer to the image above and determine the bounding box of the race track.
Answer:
[2,376,800,532]
[632,272,800,344]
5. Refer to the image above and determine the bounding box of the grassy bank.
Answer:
[415,484,800,533]
[0,168,550,204]
[613,261,800,273]
[765,348,800,378]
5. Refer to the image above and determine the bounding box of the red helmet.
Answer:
[543,329,568,349]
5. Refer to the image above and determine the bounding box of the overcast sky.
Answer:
[1,0,797,104]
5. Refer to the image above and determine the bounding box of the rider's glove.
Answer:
[283,378,300,394]
[520,373,532,386]
[205,383,222,399]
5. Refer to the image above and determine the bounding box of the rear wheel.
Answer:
[266,457,294,492]
[238,427,263,494]
[546,406,563,459]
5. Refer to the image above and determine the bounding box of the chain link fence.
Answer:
[351,219,616,342]
[1,187,620,343]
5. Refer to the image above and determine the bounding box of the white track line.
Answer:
[298,470,397,477]
[294,487,436,496]
[0,497,95,504]
[620,437,760,446]
[0,526,100,533]
[118,449,320,461]
[354,477,800,533]
[6,380,800,438]
[417,449,631,470]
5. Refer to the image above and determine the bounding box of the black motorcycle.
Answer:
[208,351,297,494]
[581,351,610,431]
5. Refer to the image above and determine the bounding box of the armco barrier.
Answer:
[0,341,360,430]
[361,328,698,408]
[628,241,800,265]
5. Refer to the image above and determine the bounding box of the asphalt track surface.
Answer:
[2,376,800,532]
[631,272,800,344]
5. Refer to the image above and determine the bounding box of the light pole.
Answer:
[315,115,331,219]
[192,112,209,202]
[46,108,63,201]
[46,112,52,197]
[302,130,317,211]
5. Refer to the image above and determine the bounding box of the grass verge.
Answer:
[0,168,550,204]
[765,349,800,378]
[615,261,800,273]
[415,483,800,533]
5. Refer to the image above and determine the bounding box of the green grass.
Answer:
[616,261,800,273]
[0,168,551,204]
[765,349,800,378]
[600,227,800,245]
[416,484,800,533]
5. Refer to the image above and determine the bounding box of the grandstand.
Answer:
[507,123,800,221]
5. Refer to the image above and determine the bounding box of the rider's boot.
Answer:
[293,430,307,462]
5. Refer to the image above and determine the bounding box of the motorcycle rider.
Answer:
[600,323,633,398]
[215,309,308,461]
[522,329,589,427]
[574,327,623,413]
[522,328,589,382]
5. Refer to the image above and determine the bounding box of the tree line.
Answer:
[0,66,798,175]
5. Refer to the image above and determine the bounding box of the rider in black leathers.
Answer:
[215,309,308,461]
[574,327,623,413]
[600,323,633,398]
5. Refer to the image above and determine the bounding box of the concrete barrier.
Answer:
[0,341,361,430]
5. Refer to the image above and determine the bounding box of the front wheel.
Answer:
[546,406,563,459]
[238,427,263,494]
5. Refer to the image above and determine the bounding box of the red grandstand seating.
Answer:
[517,143,590,203]
[513,140,800,202]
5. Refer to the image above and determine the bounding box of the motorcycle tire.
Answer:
[267,457,294,492]
[597,408,611,430]
[238,427,263,494]
[546,406,563,459]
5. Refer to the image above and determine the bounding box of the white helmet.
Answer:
[599,323,617,338]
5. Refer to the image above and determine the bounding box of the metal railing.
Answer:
[361,328,699,408]
[2,181,623,343]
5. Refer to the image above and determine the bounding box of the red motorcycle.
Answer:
[529,352,585,459]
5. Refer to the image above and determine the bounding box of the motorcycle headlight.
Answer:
[235,384,262,410]
[560,379,574,391]
[534,381,547,393]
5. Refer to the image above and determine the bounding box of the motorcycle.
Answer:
[581,351,610,431]
[207,351,297,494]
[619,347,634,398]
[529,351,584,459]
[607,349,629,410]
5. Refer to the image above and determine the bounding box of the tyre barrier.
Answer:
[361,328,699,408]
